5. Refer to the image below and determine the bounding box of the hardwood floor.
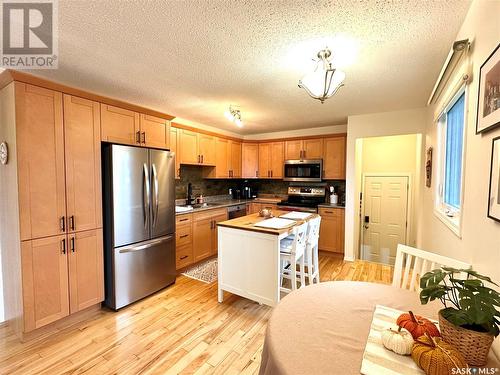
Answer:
[0,254,393,374]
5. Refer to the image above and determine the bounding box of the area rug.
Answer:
[182,258,218,284]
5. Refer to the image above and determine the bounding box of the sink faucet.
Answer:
[186,182,195,205]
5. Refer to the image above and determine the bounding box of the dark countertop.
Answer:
[317,203,345,209]
[175,199,252,215]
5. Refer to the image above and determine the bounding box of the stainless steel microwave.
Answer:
[284,159,323,182]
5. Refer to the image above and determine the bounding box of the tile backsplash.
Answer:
[175,165,345,203]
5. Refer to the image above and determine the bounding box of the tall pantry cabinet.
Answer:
[1,82,103,336]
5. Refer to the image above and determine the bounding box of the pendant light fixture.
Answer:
[298,48,345,103]
[224,105,243,127]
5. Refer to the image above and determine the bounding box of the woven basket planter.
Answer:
[438,311,494,366]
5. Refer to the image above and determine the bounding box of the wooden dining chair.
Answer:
[392,244,471,292]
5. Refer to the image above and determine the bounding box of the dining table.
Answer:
[259,281,500,375]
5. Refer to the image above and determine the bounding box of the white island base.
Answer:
[217,225,289,307]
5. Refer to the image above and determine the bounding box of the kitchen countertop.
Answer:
[217,210,319,236]
[317,203,345,209]
[176,199,252,215]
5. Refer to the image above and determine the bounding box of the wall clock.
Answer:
[0,142,8,165]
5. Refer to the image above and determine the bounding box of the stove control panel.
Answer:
[287,186,326,197]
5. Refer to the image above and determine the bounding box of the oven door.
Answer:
[284,159,323,182]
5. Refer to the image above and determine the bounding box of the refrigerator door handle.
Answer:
[118,235,173,253]
[143,163,150,229]
[152,163,159,227]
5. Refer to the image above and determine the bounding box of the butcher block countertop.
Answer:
[217,210,319,236]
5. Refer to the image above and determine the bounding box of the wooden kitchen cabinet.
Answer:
[170,126,181,179]
[318,207,345,253]
[192,208,227,262]
[16,83,66,241]
[258,142,284,179]
[63,95,102,233]
[100,104,140,145]
[214,138,230,178]
[258,143,271,178]
[21,235,70,332]
[285,138,323,160]
[242,143,259,178]
[211,211,228,255]
[178,129,216,166]
[323,136,346,179]
[270,142,284,178]
[229,141,242,178]
[303,139,323,159]
[176,214,193,269]
[285,139,303,160]
[140,114,170,149]
[68,229,104,313]
[198,134,216,165]
[248,202,278,214]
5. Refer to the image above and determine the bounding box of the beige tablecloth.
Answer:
[259,281,499,375]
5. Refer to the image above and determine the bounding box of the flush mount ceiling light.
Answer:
[298,48,345,103]
[224,105,243,127]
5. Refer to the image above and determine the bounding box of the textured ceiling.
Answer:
[29,0,470,134]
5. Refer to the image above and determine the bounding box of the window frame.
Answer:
[434,85,467,237]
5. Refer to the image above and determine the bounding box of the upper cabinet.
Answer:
[101,105,170,149]
[208,138,242,179]
[139,114,170,149]
[63,95,102,233]
[258,142,284,179]
[169,127,181,179]
[242,143,259,178]
[229,141,242,178]
[100,104,140,145]
[16,83,66,241]
[323,136,346,179]
[285,138,323,160]
[178,129,216,166]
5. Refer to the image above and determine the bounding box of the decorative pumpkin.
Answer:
[397,311,441,340]
[381,326,414,355]
[411,334,468,375]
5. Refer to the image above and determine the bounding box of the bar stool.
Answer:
[279,221,308,294]
[304,216,321,285]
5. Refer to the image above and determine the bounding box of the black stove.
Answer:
[277,186,326,212]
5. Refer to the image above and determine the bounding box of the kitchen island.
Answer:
[217,210,318,307]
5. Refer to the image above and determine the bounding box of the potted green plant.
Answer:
[419,267,500,366]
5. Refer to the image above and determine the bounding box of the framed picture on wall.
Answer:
[488,136,500,222]
[477,43,500,134]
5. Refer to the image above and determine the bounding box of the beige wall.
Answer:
[359,134,421,248]
[419,0,500,356]
[345,107,427,260]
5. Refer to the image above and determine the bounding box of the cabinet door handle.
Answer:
[256,170,258,177]
[70,237,75,252]
[69,215,75,231]
[141,132,146,144]
[201,155,204,164]
[271,170,273,178]
[136,131,141,144]
[180,234,189,238]
[60,216,66,232]
[179,218,189,222]
[61,238,66,254]
[197,155,201,163]
[180,255,188,260]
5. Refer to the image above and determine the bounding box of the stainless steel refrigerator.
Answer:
[102,144,176,310]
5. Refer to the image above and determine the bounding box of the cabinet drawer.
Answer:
[176,244,193,270]
[176,225,192,247]
[176,214,192,226]
[318,207,343,217]
[193,208,227,221]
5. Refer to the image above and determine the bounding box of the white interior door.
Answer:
[361,176,409,265]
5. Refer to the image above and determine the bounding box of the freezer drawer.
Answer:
[107,235,176,310]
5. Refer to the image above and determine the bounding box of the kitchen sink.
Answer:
[178,202,223,209]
